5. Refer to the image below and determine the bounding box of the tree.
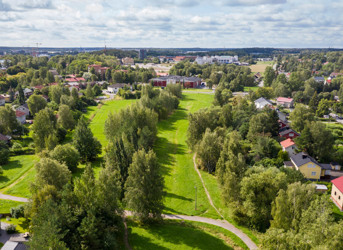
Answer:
[27,94,47,116]
[0,106,18,135]
[263,67,276,87]
[247,111,278,141]
[93,84,102,96]
[124,149,164,223]
[73,117,101,161]
[308,91,319,113]
[57,104,75,130]
[0,146,10,165]
[85,84,94,99]
[316,98,330,117]
[196,128,223,173]
[16,84,25,104]
[32,108,58,152]
[289,104,314,133]
[166,83,182,98]
[49,85,63,104]
[49,144,80,172]
[270,182,315,231]
[35,158,71,190]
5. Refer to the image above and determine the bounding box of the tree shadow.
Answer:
[182,94,195,101]
[158,108,188,133]
[2,160,23,171]
[165,192,193,202]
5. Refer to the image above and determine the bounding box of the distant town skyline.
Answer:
[0,0,342,48]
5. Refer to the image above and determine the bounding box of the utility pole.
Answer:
[194,186,197,210]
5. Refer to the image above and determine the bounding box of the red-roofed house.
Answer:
[331,176,343,210]
[16,110,27,124]
[88,64,111,77]
[280,138,297,155]
[276,97,294,108]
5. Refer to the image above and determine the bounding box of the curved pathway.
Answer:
[0,193,29,203]
[192,154,258,250]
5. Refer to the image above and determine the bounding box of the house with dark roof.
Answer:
[0,133,11,144]
[107,84,131,94]
[314,76,325,83]
[331,176,343,211]
[288,152,331,180]
[279,128,300,139]
[0,94,5,106]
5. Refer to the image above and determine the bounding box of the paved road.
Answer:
[0,194,28,203]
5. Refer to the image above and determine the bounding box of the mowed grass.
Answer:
[0,155,38,190]
[3,167,36,198]
[0,199,24,214]
[88,99,137,153]
[249,61,274,74]
[243,86,259,92]
[183,88,214,92]
[0,217,30,233]
[128,219,248,250]
[155,93,218,218]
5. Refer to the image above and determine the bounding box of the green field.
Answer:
[243,86,259,92]
[0,155,38,190]
[0,199,24,214]
[3,167,36,198]
[183,88,214,92]
[128,219,248,250]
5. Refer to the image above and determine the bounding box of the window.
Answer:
[335,191,337,196]
[308,164,313,168]
[339,196,341,200]
[289,133,294,137]
[311,172,316,176]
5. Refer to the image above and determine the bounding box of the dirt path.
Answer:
[122,216,132,250]
[192,154,258,250]
[0,193,29,202]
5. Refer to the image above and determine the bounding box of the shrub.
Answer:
[0,148,10,165]
[49,144,80,172]
[5,224,17,234]
[10,205,25,219]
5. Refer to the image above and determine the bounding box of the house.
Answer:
[0,133,11,144]
[121,57,135,65]
[277,110,287,122]
[289,152,322,180]
[150,75,201,88]
[254,97,273,110]
[0,94,5,106]
[280,138,297,155]
[23,88,33,97]
[15,110,26,124]
[315,184,328,193]
[107,84,131,94]
[3,94,11,103]
[331,176,343,210]
[254,72,262,82]
[314,76,325,83]
[276,97,294,108]
[16,103,30,116]
[331,162,342,171]
[279,128,300,139]
[88,64,111,77]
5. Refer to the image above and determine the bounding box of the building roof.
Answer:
[0,133,10,141]
[280,138,295,148]
[108,84,127,88]
[314,76,325,81]
[332,176,343,193]
[15,110,26,117]
[320,163,332,170]
[254,97,272,106]
[284,161,294,167]
[0,94,4,99]
[290,152,319,167]
[315,184,328,191]
[277,97,293,103]
[279,129,299,136]
[151,75,201,82]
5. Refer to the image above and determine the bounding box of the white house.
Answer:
[280,138,297,155]
[23,88,33,97]
[254,97,272,110]
[107,84,131,94]
[15,110,27,124]
[0,95,5,106]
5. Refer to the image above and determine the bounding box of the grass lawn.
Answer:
[0,217,30,233]
[128,219,248,250]
[0,155,38,190]
[249,61,274,74]
[243,86,259,92]
[183,89,214,92]
[156,93,218,218]
[3,167,36,198]
[0,199,24,214]
[88,99,137,154]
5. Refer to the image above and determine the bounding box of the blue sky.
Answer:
[0,0,342,48]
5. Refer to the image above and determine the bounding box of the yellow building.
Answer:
[289,152,329,180]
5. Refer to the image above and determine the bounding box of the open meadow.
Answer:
[249,61,274,74]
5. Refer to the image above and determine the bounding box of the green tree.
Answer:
[16,84,25,104]
[316,98,330,117]
[289,104,314,132]
[49,85,64,104]
[263,66,276,87]
[57,104,75,130]
[49,144,80,172]
[35,158,71,190]
[32,108,58,152]
[0,106,18,135]
[308,91,319,113]
[27,94,47,116]
[196,128,223,173]
[124,149,164,223]
[73,117,101,161]
[85,84,94,99]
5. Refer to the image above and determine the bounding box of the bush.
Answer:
[0,148,10,165]
[11,142,23,151]
[56,127,67,142]
[5,224,17,234]
[0,166,3,175]
[50,144,80,172]
[10,205,25,219]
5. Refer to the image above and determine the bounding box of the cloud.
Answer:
[5,0,55,10]
[221,0,286,6]
[0,0,11,11]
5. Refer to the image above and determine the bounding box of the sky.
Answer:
[0,0,342,48]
